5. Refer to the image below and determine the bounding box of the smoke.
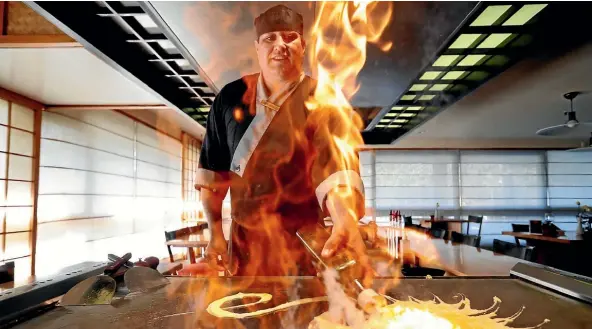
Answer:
[321,269,365,329]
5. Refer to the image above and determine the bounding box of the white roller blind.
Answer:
[374,150,459,210]
[547,151,592,209]
[460,151,546,210]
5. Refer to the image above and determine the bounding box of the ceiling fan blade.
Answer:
[536,124,571,136]
[567,147,592,152]
[579,121,592,126]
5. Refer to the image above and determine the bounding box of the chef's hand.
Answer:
[321,223,374,286]
[358,221,379,248]
[204,234,237,276]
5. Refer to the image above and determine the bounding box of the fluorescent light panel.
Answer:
[397,113,416,117]
[401,95,416,101]
[430,84,450,91]
[410,84,428,91]
[470,5,512,26]
[457,55,486,66]
[419,95,435,101]
[433,55,459,67]
[442,71,466,80]
[449,34,482,49]
[407,106,424,111]
[420,71,441,80]
[477,33,512,48]
[503,4,548,26]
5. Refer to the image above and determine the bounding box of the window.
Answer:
[182,133,202,222]
[0,98,39,281]
[547,151,592,209]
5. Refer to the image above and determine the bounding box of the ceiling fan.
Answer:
[536,91,592,136]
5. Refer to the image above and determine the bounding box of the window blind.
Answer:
[373,150,459,211]
[547,151,592,209]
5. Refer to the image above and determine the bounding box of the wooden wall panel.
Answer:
[6,2,65,35]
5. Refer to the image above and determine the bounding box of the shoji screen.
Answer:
[358,150,375,218]
[182,134,201,222]
[460,151,546,210]
[547,151,592,209]
[37,110,182,276]
[0,99,38,281]
[374,150,459,211]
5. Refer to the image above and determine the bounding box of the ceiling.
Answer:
[0,48,161,105]
[148,1,475,113]
[395,42,592,148]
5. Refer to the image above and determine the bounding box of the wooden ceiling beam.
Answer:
[0,34,81,48]
[0,86,45,111]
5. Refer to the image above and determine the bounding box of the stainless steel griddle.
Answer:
[2,263,592,329]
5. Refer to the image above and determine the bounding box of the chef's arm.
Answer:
[321,187,367,257]
[201,187,229,240]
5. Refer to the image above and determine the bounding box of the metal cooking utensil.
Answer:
[59,252,132,306]
[60,275,117,306]
[124,266,170,293]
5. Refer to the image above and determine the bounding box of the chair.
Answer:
[512,224,529,232]
[466,215,483,236]
[511,223,530,246]
[529,220,542,234]
[164,223,208,262]
[0,261,15,284]
[493,239,535,261]
[404,216,413,227]
[451,231,481,247]
[429,228,447,239]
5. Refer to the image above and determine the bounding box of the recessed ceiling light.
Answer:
[477,33,513,48]
[457,55,486,66]
[135,15,158,29]
[420,71,441,80]
[401,95,416,101]
[391,106,405,111]
[410,84,428,91]
[449,34,482,49]
[503,4,548,26]
[385,113,398,117]
[380,119,391,123]
[470,5,512,26]
[388,124,402,128]
[419,95,436,101]
[429,84,450,91]
[442,71,466,80]
[433,55,460,67]
[376,124,387,128]
[393,119,408,123]
[398,113,416,117]
[407,106,424,111]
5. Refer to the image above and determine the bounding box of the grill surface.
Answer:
[11,276,592,329]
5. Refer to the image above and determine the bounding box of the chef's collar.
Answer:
[257,73,305,111]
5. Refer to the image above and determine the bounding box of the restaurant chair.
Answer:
[466,215,483,237]
[511,223,530,246]
[529,220,543,234]
[429,228,447,239]
[0,261,15,284]
[492,239,536,262]
[451,231,481,248]
[404,216,413,227]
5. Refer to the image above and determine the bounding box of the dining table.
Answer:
[407,235,530,276]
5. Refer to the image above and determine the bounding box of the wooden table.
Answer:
[502,231,582,245]
[408,236,528,276]
[420,218,469,239]
[165,229,212,263]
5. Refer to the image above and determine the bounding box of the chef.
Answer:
[195,5,370,279]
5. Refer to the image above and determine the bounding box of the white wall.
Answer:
[35,109,182,276]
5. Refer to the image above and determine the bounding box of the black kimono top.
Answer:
[196,73,365,276]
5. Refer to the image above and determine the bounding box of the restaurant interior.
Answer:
[1,1,592,329]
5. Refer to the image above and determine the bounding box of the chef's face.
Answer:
[255,30,305,80]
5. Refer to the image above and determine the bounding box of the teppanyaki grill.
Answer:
[1,262,592,329]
